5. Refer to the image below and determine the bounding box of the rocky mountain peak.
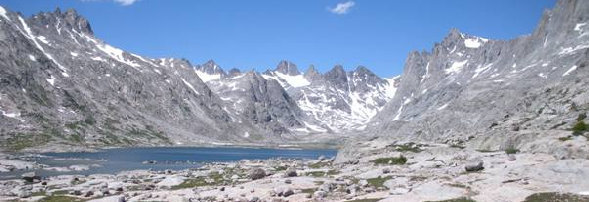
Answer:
[31,7,93,35]
[199,60,227,76]
[275,60,300,76]
[227,68,242,77]
[303,65,322,81]
[324,65,348,89]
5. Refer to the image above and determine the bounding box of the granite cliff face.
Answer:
[338,0,589,161]
[0,6,398,150]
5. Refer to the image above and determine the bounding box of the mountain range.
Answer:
[0,0,587,153]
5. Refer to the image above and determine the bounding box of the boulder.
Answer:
[285,168,297,177]
[21,172,40,183]
[249,168,266,180]
[18,190,32,198]
[313,190,327,198]
[282,189,294,197]
[465,160,484,172]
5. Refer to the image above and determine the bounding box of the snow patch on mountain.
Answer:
[446,60,468,74]
[195,70,221,82]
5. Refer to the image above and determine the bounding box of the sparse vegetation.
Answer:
[39,196,84,202]
[522,192,589,202]
[505,147,519,154]
[301,188,316,194]
[425,197,476,202]
[371,156,407,165]
[308,161,331,169]
[572,120,588,136]
[171,172,229,190]
[388,142,424,153]
[558,136,573,141]
[306,171,326,177]
[1,132,51,151]
[345,198,384,202]
[577,113,587,121]
[366,176,392,188]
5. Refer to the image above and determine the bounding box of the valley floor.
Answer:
[1,139,589,202]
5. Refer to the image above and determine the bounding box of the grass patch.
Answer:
[476,149,496,153]
[1,132,52,151]
[306,171,326,177]
[446,183,468,189]
[425,197,476,202]
[50,190,69,195]
[39,196,84,202]
[32,191,46,197]
[308,161,331,169]
[523,192,589,202]
[572,121,588,136]
[558,136,573,141]
[366,176,392,188]
[371,156,407,165]
[504,148,520,154]
[345,198,384,202]
[388,142,424,153]
[327,169,340,175]
[301,188,316,194]
[171,172,228,190]
[273,166,287,171]
[449,144,465,149]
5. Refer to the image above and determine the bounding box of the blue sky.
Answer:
[1,0,556,78]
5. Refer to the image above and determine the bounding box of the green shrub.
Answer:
[366,176,392,188]
[578,113,587,121]
[505,148,520,154]
[523,192,589,202]
[371,156,407,165]
[425,197,476,202]
[572,121,588,136]
[558,136,573,141]
[344,199,384,202]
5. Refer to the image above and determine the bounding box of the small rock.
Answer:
[85,190,94,197]
[389,187,410,195]
[285,168,297,177]
[318,155,326,161]
[465,160,484,172]
[313,190,327,198]
[507,154,516,161]
[382,168,391,174]
[72,190,83,196]
[282,189,294,197]
[18,190,32,198]
[359,179,369,187]
[284,179,292,184]
[21,172,40,183]
[219,187,225,191]
[250,196,260,202]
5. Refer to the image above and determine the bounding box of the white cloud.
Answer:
[329,1,355,15]
[113,0,138,6]
[81,0,139,6]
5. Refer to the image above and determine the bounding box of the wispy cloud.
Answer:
[113,0,138,6]
[81,0,139,6]
[329,1,355,15]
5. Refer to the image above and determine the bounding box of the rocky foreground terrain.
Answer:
[1,138,589,202]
